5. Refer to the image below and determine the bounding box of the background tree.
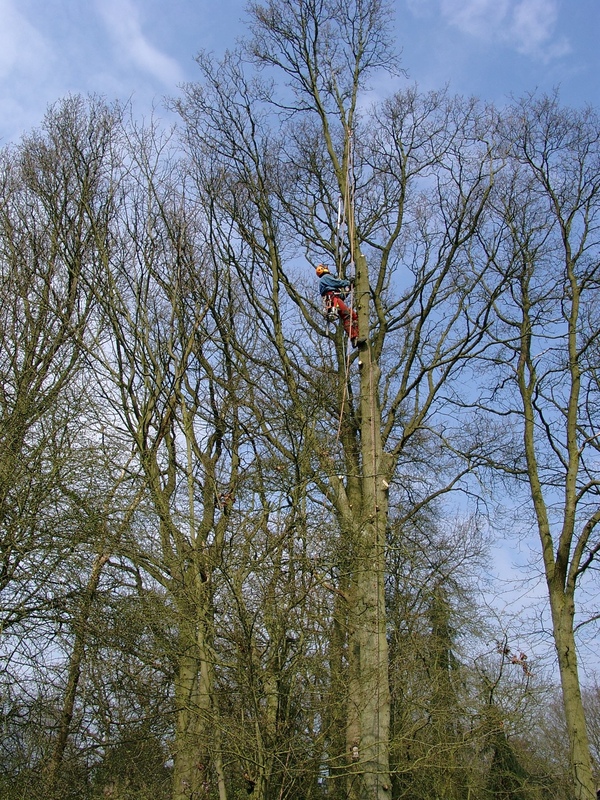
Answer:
[474,93,600,800]
[91,120,249,800]
[0,96,133,799]
[0,95,118,635]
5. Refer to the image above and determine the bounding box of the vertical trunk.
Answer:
[328,590,350,798]
[172,581,213,800]
[173,632,206,799]
[346,523,390,800]
[518,280,595,800]
[249,669,277,800]
[46,552,109,797]
[345,252,391,800]
[210,664,228,800]
[256,669,279,800]
[549,589,595,800]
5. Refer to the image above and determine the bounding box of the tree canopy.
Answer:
[1,3,600,800]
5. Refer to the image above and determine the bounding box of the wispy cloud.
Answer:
[440,0,511,38]
[509,0,569,59]
[405,0,436,17]
[0,0,52,79]
[425,0,569,61]
[95,0,184,87]
[0,0,63,142]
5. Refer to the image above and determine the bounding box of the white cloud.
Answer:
[424,0,569,61]
[440,0,511,39]
[405,0,436,17]
[0,0,52,79]
[95,0,185,87]
[509,0,570,60]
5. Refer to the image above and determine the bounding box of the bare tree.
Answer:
[0,96,119,632]
[175,3,498,797]
[91,121,247,800]
[476,93,600,800]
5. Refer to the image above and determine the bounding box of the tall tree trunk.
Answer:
[518,282,595,800]
[172,566,218,800]
[549,589,595,800]
[327,587,350,798]
[345,252,391,800]
[46,552,110,796]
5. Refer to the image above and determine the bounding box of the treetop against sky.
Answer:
[0,0,599,145]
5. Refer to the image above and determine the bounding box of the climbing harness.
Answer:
[322,290,350,323]
[322,292,340,322]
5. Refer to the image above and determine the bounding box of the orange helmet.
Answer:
[315,264,330,277]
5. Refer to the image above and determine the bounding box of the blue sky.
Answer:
[1,0,599,667]
[1,0,599,145]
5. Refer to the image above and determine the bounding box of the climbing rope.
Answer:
[335,128,357,442]
[344,129,356,279]
[370,351,383,796]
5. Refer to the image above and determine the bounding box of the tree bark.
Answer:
[46,552,110,797]
[549,590,595,800]
[344,252,391,800]
[172,581,214,800]
[514,205,596,800]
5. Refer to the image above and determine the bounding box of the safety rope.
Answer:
[337,196,345,275]
[345,129,356,279]
[336,129,356,443]
[370,354,382,796]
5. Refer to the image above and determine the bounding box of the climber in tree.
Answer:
[315,264,359,346]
